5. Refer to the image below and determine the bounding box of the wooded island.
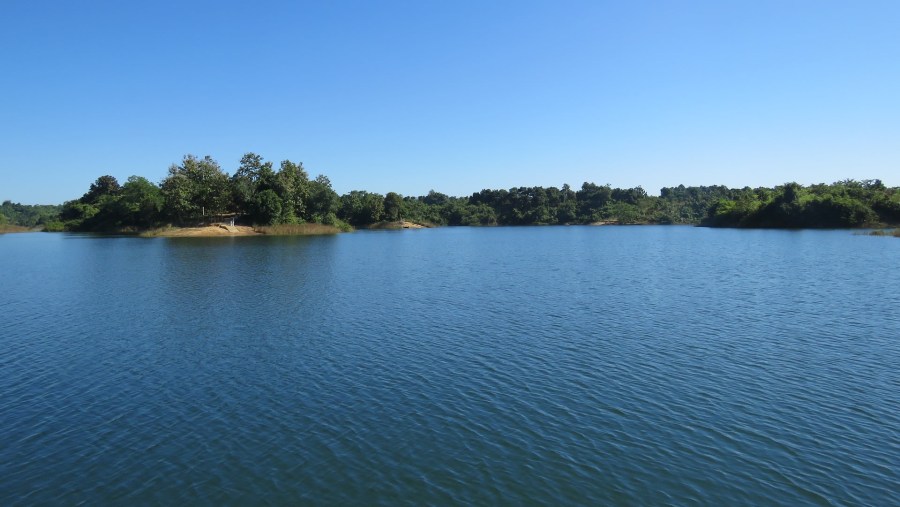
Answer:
[3,152,899,234]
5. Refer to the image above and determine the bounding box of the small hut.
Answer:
[208,213,239,227]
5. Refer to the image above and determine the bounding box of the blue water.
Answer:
[2,227,898,505]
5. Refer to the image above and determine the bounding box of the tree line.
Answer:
[4,152,898,231]
[57,154,346,232]
[0,201,62,230]
[702,180,900,228]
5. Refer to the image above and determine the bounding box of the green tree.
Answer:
[384,192,403,221]
[340,190,384,225]
[606,202,641,223]
[118,176,163,227]
[423,190,449,206]
[230,152,271,216]
[306,174,339,222]
[556,199,578,223]
[60,200,99,230]
[161,155,231,224]
[1,201,63,227]
[251,189,283,225]
[55,175,125,230]
[275,159,310,222]
[160,171,195,224]
[468,203,497,225]
[577,183,613,222]
[81,175,121,203]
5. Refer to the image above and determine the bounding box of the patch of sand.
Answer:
[400,221,428,229]
[0,225,31,234]
[152,225,261,237]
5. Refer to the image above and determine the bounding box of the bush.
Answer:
[43,220,66,232]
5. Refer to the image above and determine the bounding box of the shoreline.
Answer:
[363,221,433,230]
[5,222,898,237]
[140,225,262,237]
[139,223,343,237]
[0,225,33,234]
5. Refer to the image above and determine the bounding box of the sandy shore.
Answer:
[363,221,431,230]
[144,225,262,237]
[0,226,31,234]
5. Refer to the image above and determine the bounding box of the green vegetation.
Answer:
[51,154,756,231]
[59,154,350,233]
[867,229,900,238]
[6,152,899,233]
[701,180,899,228]
[255,223,349,235]
[0,200,63,230]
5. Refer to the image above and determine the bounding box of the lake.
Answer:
[1,227,898,505]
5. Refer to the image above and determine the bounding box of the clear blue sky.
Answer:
[2,0,898,204]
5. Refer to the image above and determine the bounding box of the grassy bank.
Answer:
[867,228,900,238]
[111,222,351,237]
[0,224,31,234]
[254,223,346,235]
[364,221,434,230]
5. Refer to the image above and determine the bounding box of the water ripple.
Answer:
[1,229,898,505]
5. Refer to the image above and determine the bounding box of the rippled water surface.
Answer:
[2,227,899,505]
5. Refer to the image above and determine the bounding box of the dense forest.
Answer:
[4,153,899,232]
[701,180,900,228]
[0,201,62,230]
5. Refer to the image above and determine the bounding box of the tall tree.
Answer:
[275,159,311,222]
[81,175,121,204]
[160,155,231,224]
[306,174,339,222]
[231,152,273,215]
[384,192,403,221]
[118,176,163,227]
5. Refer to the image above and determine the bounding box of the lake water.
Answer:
[1,227,898,505]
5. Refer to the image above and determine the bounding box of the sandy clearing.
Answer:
[149,225,262,237]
